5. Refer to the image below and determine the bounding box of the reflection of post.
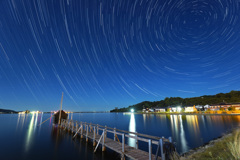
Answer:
[128,113,136,147]
[51,125,62,149]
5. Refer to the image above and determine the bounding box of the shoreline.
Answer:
[180,127,240,159]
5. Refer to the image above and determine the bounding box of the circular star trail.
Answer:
[0,0,240,111]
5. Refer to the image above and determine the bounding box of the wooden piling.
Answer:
[102,129,106,151]
[80,122,83,139]
[60,119,175,160]
[86,125,89,142]
[93,126,96,146]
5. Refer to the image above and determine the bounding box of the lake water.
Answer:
[0,113,240,160]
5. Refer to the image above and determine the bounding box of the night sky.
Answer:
[0,0,240,112]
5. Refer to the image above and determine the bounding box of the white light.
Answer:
[177,107,182,112]
[131,109,134,113]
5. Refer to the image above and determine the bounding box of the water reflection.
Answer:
[2,113,240,159]
[170,115,188,153]
[179,115,188,153]
[39,113,43,132]
[16,113,27,132]
[186,115,200,139]
[143,113,146,125]
[51,126,64,148]
[24,113,43,152]
[25,113,36,151]
[128,113,136,147]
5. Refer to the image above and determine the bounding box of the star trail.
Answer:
[0,0,240,111]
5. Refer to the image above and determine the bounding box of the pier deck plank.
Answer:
[62,123,163,160]
[67,128,158,160]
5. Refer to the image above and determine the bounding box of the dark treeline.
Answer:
[0,108,18,113]
[110,90,240,112]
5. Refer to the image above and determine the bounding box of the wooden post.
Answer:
[149,139,152,160]
[155,140,160,160]
[102,129,106,151]
[97,124,99,135]
[58,92,64,125]
[90,123,92,132]
[105,125,107,138]
[160,139,165,160]
[72,120,74,133]
[81,122,83,139]
[136,132,138,149]
[114,128,116,141]
[93,126,96,146]
[86,125,89,142]
[76,122,78,134]
[122,133,125,155]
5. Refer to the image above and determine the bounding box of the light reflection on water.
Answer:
[128,113,136,147]
[170,115,188,153]
[186,115,200,138]
[1,113,240,159]
[16,113,27,132]
[25,113,35,151]
[16,113,45,152]
[179,115,188,153]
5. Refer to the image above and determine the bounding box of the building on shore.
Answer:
[209,103,240,111]
[184,105,197,112]
[154,108,166,112]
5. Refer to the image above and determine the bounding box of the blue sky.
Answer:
[0,0,240,112]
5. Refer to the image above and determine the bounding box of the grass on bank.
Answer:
[179,129,240,160]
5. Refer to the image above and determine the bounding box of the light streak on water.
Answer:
[16,114,27,132]
[34,112,38,130]
[128,113,136,147]
[143,113,146,125]
[186,115,200,139]
[25,113,38,152]
[179,115,188,153]
[170,115,188,153]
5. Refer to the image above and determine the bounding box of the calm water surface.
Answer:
[0,113,240,160]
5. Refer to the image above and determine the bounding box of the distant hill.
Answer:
[0,108,18,114]
[110,90,240,112]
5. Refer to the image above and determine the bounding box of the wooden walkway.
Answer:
[60,119,174,160]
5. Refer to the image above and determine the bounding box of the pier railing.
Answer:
[60,119,174,160]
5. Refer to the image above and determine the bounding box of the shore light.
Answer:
[177,107,182,112]
[131,109,134,113]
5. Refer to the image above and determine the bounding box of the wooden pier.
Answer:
[60,119,174,160]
